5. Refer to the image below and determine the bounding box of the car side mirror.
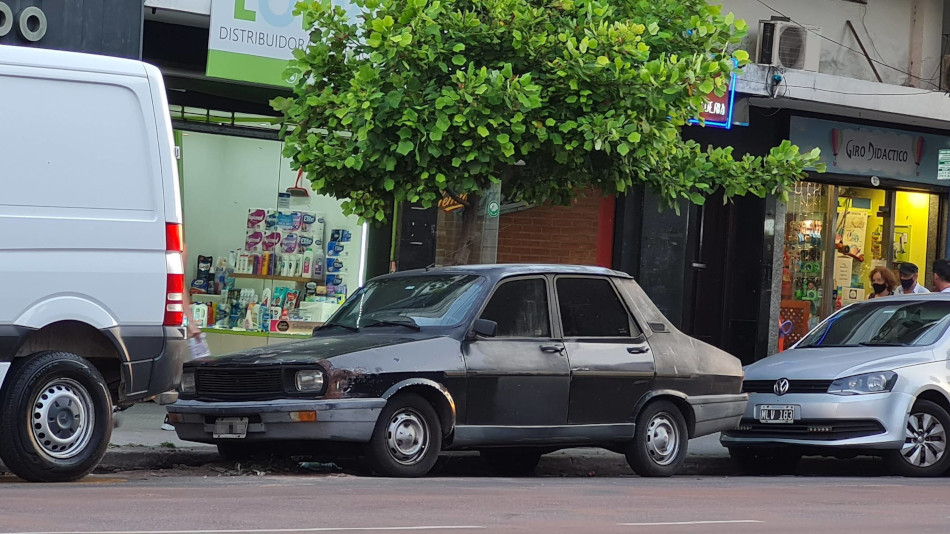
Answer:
[471,319,498,338]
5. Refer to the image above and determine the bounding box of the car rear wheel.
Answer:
[480,448,543,476]
[625,400,688,477]
[886,400,950,477]
[728,447,802,475]
[0,352,112,482]
[365,393,441,477]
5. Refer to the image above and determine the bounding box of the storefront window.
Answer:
[780,183,944,352]
[833,187,885,304]
[782,183,831,338]
[177,125,366,354]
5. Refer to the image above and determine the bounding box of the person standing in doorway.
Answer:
[933,259,950,293]
[867,266,897,299]
[895,262,929,294]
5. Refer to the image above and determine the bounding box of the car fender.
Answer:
[382,378,457,432]
[15,295,118,330]
[632,389,695,434]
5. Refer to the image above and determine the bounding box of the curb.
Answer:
[89,447,735,477]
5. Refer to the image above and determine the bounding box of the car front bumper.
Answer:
[720,390,913,449]
[166,398,387,444]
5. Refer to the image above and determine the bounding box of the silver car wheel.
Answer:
[646,412,680,466]
[901,412,947,468]
[30,378,95,460]
[386,408,429,466]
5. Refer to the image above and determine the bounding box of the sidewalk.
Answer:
[100,402,733,476]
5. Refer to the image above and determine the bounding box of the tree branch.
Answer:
[445,188,471,208]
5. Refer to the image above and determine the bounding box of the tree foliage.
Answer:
[274,0,824,223]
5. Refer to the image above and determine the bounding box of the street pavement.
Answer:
[0,472,948,533]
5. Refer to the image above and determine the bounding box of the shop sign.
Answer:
[938,149,950,180]
[790,116,950,187]
[688,64,737,130]
[207,0,359,87]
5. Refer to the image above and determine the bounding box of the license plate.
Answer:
[213,417,249,439]
[756,404,798,424]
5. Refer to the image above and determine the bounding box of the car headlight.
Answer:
[295,370,325,392]
[180,370,196,394]
[828,371,897,395]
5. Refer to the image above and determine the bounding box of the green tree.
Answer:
[274,0,823,263]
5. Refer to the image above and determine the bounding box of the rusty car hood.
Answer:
[186,333,440,367]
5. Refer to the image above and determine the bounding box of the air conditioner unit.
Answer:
[756,20,821,71]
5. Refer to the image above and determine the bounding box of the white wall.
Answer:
[179,131,363,293]
[717,0,944,88]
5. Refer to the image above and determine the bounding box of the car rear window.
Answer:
[798,300,950,348]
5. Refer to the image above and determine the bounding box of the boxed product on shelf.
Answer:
[247,208,267,230]
[330,228,352,242]
[327,241,349,257]
[280,232,300,254]
[262,231,282,252]
[277,210,303,231]
[301,211,326,233]
[245,230,263,252]
[326,257,348,273]
[298,232,322,251]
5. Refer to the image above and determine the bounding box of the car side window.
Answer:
[479,278,551,338]
[556,277,638,338]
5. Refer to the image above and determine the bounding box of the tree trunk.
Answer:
[449,195,482,266]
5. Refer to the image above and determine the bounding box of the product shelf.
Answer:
[231,273,316,284]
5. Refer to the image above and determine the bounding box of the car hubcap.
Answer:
[31,378,95,460]
[901,412,946,468]
[386,408,428,466]
[646,413,679,466]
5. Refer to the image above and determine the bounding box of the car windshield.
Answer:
[321,274,486,331]
[798,300,950,348]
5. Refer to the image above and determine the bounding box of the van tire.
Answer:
[0,352,113,482]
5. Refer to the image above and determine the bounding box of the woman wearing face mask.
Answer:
[867,266,897,299]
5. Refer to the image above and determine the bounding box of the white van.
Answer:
[0,45,188,482]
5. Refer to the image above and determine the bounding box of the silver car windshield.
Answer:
[798,300,950,348]
[322,274,486,331]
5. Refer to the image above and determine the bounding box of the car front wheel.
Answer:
[0,352,112,482]
[365,393,441,477]
[625,400,688,477]
[886,400,950,477]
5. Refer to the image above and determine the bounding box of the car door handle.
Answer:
[627,346,650,354]
[539,345,565,353]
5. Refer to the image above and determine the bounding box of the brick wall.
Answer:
[435,191,605,266]
[496,192,602,265]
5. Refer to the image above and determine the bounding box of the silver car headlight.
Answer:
[295,369,325,392]
[828,371,897,395]
[180,370,196,394]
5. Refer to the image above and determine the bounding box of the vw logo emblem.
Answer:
[774,378,790,396]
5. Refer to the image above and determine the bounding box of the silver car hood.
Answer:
[745,346,936,380]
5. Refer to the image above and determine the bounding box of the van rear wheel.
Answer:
[0,352,112,482]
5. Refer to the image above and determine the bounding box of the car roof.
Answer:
[376,264,632,281]
[0,45,147,77]
[846,293,950,305]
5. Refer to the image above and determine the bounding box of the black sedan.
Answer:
[167,265,746,477]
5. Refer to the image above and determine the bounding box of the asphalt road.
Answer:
[1,473,948,534]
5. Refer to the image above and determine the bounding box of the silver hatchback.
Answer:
[721,294,950,476]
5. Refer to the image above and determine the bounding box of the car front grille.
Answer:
[742,380,834,394]
[727,419,886,441]
[195,368,284,399]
